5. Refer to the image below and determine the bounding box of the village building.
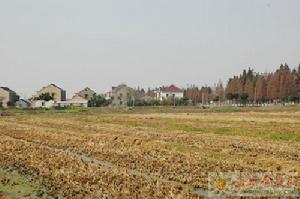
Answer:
[155,85,184,101]
[110,84,137,106]
[31,100,55,108]
[58,95,88,108]
[0,87,19,108]
[15,99,31,108]
[74,87,96,100]
[33,84,66,102]
[104,90,113,100]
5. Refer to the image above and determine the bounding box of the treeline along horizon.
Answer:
[184,63,300,104]
[2,63,300,106]
[225,63,300,103]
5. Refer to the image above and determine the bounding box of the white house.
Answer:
[156,85,184,101]
[104,91,112,100]
[57,95,88,108]
[31,100,55,108]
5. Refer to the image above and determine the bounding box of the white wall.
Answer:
[157,92,184,101]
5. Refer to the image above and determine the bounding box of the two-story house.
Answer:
[110,84,136,106]
[74,87,96,100]
[0,87,19,108]
[156,85,184,101]
[33,84,66,102]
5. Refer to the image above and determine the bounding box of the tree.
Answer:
[200,86,212,104]
[266,64,296,101]
[226,76,243,97]
[244,78,255,101]
[298,64,300,74]
[213,80,225,102]
[213,96,220,102]
[225,92,239,100]
[226,64,300,103]
[288,93,300,103]
[34,93,53,101]
[255,76,267,102]
[240,93,248,104]
[225,92,233,100]
[185,85,201,104]
[88,94,108,107]
[176,97,189,106]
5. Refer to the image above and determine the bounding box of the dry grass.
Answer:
[0,106,299,198]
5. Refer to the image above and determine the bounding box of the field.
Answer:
[0,106,300,198]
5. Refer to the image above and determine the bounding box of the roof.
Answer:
[75,87,96,95]
[160,85,183,93]
[17,99,31,105]
[70,95,88,102]
[49,84,65,91]
[0,87,10,91]
[81,87,94,92]
[0,87,17,94]
[38,84,65,92]
[112,84,133,92]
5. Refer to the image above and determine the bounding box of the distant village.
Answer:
[1,63,300,109]
[0,83,206,109]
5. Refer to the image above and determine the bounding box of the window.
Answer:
[85,94,88,99]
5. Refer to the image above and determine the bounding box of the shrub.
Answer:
[34,93,53,101]
[88,94,109,107]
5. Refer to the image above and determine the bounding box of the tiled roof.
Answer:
[112,84,131,92]
[49,84,65,91]
[37,84,65,93]
[160,85,183,93]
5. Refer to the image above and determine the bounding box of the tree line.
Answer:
[3,63,300,108]
[183,63,300,105]
[225,64,300,103]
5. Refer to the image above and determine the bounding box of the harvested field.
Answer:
[0,106,299,198]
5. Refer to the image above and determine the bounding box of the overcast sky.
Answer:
[0,0,300,98]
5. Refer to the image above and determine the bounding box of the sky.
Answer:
[0,0,300,98]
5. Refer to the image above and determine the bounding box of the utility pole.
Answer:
[133,97,135,107]
[254,86,257,104]
[173,95,176,107]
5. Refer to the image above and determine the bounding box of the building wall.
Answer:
[0,88,18,107]
[111,86,135,106]
[157,92,184,101]
[58,96,88,108]
[0,89,9,107]
[31,100,45,108]
[35,84,66,102]
[104,91,112,100]
[15,100,30,108]
[76,88,95,100]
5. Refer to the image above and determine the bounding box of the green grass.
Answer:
[5,106,300,143]
[4,104,300,116]
[211,128,300,142]
[0,169,42,198]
